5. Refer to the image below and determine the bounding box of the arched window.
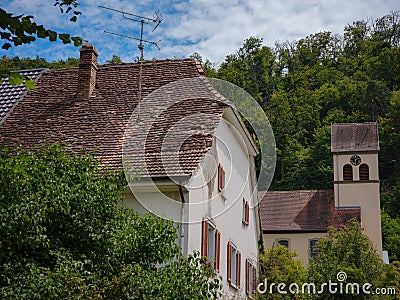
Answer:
[343,164,353,181]
[359,164,369,181]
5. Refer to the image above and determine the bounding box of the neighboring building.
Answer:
[331,122,382,255]
[259,190,360,265]
[260,122,382,265]
[0,45,260,298]
[0,68,46,123]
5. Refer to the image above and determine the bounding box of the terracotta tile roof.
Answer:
[331,122,379,152]
[0,59,228,177]
[0,69,46,122]
[259,190,360,232]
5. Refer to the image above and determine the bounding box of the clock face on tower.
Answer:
[350,155,361,166]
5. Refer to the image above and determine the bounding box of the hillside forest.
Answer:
[1,11,400,261]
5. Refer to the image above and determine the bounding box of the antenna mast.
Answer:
[99,6,163,122]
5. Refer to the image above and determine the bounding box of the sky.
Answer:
[1,0,399,65]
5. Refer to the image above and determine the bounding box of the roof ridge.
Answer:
[98,58,197,69]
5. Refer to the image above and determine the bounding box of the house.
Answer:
[0,44,260,298]
[259,122,383,265]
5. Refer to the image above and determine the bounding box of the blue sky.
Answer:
[1,0,399,65]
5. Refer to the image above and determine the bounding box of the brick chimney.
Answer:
[77,44,98,98]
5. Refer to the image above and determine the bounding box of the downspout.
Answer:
[335,152,340,208]
[178,184,186,257]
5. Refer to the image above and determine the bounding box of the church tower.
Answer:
[331,122,382,255]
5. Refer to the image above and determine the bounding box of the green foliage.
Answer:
[0,55,79,88]
[214,11,400,192]
[189,52,218,78]
[0,144,221,299]
[381,210,400,262]
[258,245,306,299]
[0,1,82,50]
[106,54,124,65]
[307,220,400,299]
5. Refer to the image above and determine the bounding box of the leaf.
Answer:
[71,36,82,47]
[59,33,71,44]
[46,30,57,42]
[69,16,77,22]
[2,43,11,50]
[9,72,24,86]
[36,25,46,38]
[25,79,35,90]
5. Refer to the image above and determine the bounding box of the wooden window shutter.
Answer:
[359,164,369,180]
[245,201,249,224]
[215,230,221,272]
[343,164,353,181]
[252,266,257,296]
[245,259,250,294]
[218,164,225,192]
[227,242,232,282]
[201,219,208,257]
[237,251,241,287]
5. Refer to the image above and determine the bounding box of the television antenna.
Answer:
[99,6,162,61]
[99,6,163,122]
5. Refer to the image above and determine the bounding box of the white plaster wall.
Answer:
[333,152,379,181]
[186,118,259,299]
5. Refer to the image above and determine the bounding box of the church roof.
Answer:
[259,190,360,232]
[331,122,379,153]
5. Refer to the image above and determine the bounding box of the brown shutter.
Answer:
[227,242,232,282]
[245,201,249,224]
[252,266,257,296]
[218,164,223,192]
[343,164,353,181]
[359,164,369,180]
[201,219,208,257]
[215,230,221,272]
[237,251,241,287]
[245,259,249,294]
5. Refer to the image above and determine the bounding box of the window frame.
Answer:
[274,238,290,249]
[343,164,353,181]
[359,163,369,181]
[242,198,250,226]
[227,241,241,288]
[246,259,257,297]
[201,219,221,272]
[218,163,225,192]
[309,238,319,261]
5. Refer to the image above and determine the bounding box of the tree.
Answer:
[189,52,218,78]
[0,144,221,299]
[381,210,400,262]
[106,54,124,65]
[0,1,83,85]
[258,245,306,299]
[307,220,400,299]
[0,55,79,70]
[0,2,82,50]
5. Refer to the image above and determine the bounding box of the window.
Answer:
[218,163,225,192]
[343,164,353,181]
[227,242,241,288]
[309,239,319,261]
[246,259,257,297]
[359,164,369,181]
[201,219,221,271]
[275,239,290,249]
[242,198,250,226]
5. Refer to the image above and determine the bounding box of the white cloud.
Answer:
[1,0,399,64]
